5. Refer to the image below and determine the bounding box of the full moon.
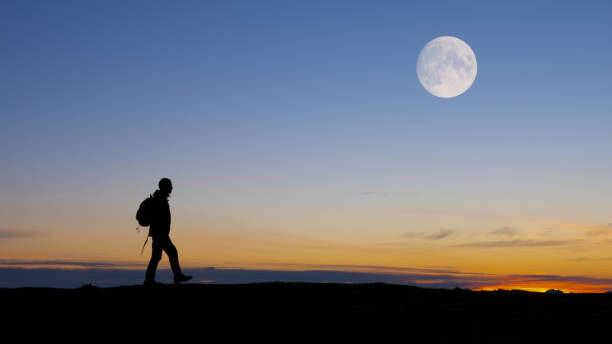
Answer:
[417,36,477,98]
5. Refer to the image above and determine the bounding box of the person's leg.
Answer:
[161,236,183,277]
[145,237,163,283]
[161,236,192,283]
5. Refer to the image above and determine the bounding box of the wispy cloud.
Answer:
[403,229,454,240]
[504,274,612,285]
[0,229,40,239]
[429,229,455,240]
[452,239,576,248]
[569,257,612,262]
[584,225,612,237]
[238,262,471,275]
[489,227,519,237]
[0,259,140,269]
[554,223,612,236]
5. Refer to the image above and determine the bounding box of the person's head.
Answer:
[158,178,173,195]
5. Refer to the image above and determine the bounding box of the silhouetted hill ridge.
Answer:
[2,282,609,341]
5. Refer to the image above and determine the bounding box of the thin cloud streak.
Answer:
[489,227,519,236]
[584,227,612,237]
[452,239,577,248]
[504,274,612,285]
[403,229,454,240]
[0,259,141,269]
[235,262,487,276]
[0,229,40,239]
[569,257,612,262]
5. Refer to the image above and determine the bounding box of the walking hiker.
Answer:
[140,178,192,285]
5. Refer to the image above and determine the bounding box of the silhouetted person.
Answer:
[144,178,192,285]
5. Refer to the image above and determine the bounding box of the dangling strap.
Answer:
[140,236,149,255]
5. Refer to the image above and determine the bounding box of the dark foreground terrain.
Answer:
[3,282,611,342]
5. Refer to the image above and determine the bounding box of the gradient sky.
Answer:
[2,0,612,291]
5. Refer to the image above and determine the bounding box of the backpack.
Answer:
[136,195,154,227]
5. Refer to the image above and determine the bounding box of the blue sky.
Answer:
[3,1,611,186]
[1,1,612,289]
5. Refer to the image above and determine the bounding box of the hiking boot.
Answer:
[174,274,192,284]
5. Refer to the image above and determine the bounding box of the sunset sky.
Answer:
[2,1,612,291]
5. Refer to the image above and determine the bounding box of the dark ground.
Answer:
[2,282,611,342]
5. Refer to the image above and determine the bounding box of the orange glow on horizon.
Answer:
[475,282,609,294]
